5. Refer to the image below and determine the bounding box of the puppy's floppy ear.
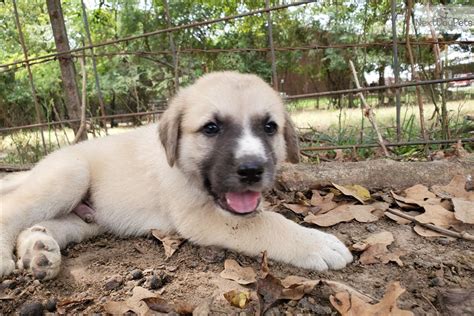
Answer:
[284,112,300,163]
[159,100,182,167]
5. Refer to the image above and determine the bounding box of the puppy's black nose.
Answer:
[237,162,264,184]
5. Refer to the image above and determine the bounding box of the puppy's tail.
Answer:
[0,171,30,195]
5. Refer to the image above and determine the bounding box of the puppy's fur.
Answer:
[0,72,351,280]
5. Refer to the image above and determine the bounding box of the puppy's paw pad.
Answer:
[17,230,61,280]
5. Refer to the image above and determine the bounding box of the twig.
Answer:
[73,54,88,144]
[421,293,440,316]
[385,208,474,241]
[348,60,390,157]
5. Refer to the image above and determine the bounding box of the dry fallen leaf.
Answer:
[220,259,257,285]
[352,231,394,251]
[304,202,388,227]
[384,209,415,225]
[391,190,440,208]
[310,191,338,214]
[104,286,161,315]
[404,184,437,201]
[332,183,371,204]
[432,175,474,201]
[282,203,311,215]
[352,231,404,267]
[413,225,455,239]
[415,205,460,227]
[223,290,251,309]
[279,275,319,300]
[452,198,474,224]
[257,273,284,313]
[151,229,185,259]
[330,281,413,316]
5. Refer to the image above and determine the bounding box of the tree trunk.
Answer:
[46,0,87,141]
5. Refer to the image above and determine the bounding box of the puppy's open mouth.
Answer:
[216,191,261,215]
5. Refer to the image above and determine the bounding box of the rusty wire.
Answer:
[2,40,473,73]
[0,1,315,70]
[2,74,473,134]
[300,138,474,152]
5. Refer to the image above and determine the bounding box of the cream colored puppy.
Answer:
[0,72,352,280]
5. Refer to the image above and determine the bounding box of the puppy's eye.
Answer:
[264,121,278,135]
[202,122,220,136]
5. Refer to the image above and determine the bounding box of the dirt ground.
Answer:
[0,167,473,315]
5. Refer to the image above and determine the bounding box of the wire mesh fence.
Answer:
[0,0,473,165]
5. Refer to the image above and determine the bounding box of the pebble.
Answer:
[297,297,332,314]
[105,275,123,291]
[149,275,162,290]
[437,238,450,245]
[19,302,44,316]
[166,265,178,272]
[130,269,143,280]
[44,298,57,312]
[264,307,281,316]
[365,224,377,233]
[1,279,17,290]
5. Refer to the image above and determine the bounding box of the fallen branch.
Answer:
[385,208,474,241]
[348,60,390,157]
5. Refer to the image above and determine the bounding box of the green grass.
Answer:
[1,98,473,164]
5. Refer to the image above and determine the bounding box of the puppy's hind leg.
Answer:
[16,213,103,280]
[0,153,90,278]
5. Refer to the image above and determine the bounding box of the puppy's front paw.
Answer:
[297,229,353,271]
[0,257,16,278]
[16,226,61,280]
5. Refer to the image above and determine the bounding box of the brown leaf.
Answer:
[104,286,158,315]
[260,251,269,278]
[310,191,338,214]
[352,231,394,251]
[280,275,319,300]
[353,232,403,266]
[332,183,371,204]
[330,281,413,316]
[151,229,185,259]
[391,191,440,208]
[304,202,388,227]
[384,209,413,225]
[415,205,460,227]
[223,290,251,309]
[413,225,455,239]
[220,259,257,285]
[452,198,474,224]
[144,296,194,315]
[257,274,284,313]
[282,203,310,215]
[432,175,474,201]
[404,184,437,201]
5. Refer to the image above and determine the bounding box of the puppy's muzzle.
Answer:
[237,159,264,185]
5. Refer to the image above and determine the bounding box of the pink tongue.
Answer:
[225,191,261,213]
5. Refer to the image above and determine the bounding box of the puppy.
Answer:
[0,72,352,280]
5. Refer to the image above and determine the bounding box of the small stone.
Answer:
[263,306,281,316]
[149,275,162,290]
[287,300,297,307]
[1,279,17,290]
[166,265,178,272]
[33,280,41,287]
[105,275,123,291]
[130,269,143,280]
[437,238,450,245]
[44,298,57,312]
[365,224,377,233]
[19,302,44,316]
